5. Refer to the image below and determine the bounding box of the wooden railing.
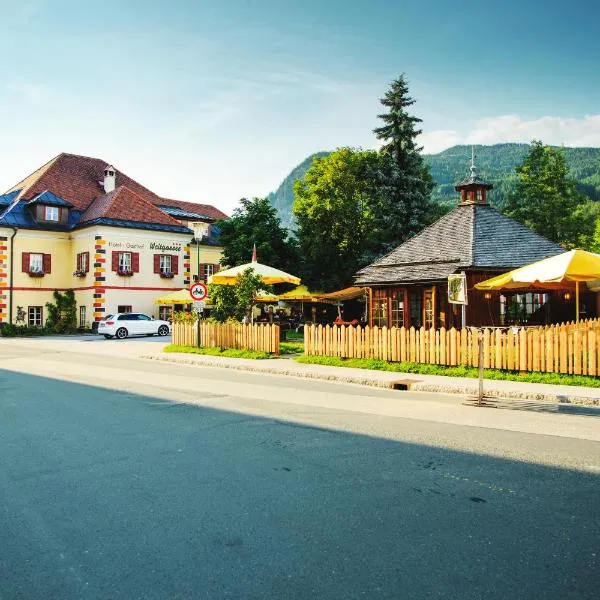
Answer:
[304,319,600,376]
[172,321,280,355]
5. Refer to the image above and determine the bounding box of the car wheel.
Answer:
[116,327,128,339]
[158,325,169,336]
[103,334,113,339]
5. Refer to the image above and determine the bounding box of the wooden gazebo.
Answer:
[354,158,583,328]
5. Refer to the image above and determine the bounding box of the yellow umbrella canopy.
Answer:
[255,290,279,303]
[208,260,300,286]
[278,285,323,302]
[154,288,214,306]
[154,288,193,305]
[475,249,600,322]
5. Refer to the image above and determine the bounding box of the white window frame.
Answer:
[28,306,43,327]
[29,253,44,273]
[205,264,215,278]
[79,305,86,328]
[77,252,88,273]
[44,206,59,221]
[158,306,172,321]
[159,254,172,274]
[119,252,132,272]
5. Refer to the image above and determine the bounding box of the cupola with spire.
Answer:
[454,147,493,205]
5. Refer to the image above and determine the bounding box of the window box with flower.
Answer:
[160,271,174,279]
[28,268,45,278]
[117,269,134,277]
[73,270,87,278]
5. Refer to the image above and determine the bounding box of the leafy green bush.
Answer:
[45,290,77,334]
[0,324,51,337]
[172,311,196,323]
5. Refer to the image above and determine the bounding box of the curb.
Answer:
[143,354,600,407]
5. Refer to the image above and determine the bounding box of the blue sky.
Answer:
[1,0,599,214]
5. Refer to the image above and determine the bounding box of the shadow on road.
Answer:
[493,399,600,418]
[0,368,598,600]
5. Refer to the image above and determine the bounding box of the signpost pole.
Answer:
[197,240,201,347]
[189,282,208,348]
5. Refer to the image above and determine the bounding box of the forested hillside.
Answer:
[267,152,330,230]
[268,144,600,230]
[428,143,600,209]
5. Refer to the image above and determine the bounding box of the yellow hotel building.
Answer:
[0,153,227,328]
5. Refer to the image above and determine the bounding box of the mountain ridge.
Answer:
[268,143,600,230]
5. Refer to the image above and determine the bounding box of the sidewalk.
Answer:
[143,352,600,406]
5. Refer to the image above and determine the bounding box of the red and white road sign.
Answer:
[189,282,208,301]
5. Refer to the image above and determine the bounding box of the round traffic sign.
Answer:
[189,282,208,301]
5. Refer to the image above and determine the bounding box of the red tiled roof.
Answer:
[6,153,227,219]
[159,198,229,221]
[80,186,183,227]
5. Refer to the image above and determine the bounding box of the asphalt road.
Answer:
[0,339,599,599]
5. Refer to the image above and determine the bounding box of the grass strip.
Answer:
[279,342,304,355]
[164,344,271,360]
[295,355,600,388]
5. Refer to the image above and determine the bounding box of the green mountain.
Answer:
[268,144,600,230]
[267,151,330,231]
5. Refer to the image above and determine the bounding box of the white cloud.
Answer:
[420,115,600,153]
[418,130,462,153]
[5,83,47,105]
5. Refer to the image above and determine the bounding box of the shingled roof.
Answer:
[80,186,189,232]
[355,204,564,286]
[159,198,229,221]
[5,152,227,220]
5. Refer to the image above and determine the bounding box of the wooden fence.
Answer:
[172,321,280,355]
[304,319,600,376]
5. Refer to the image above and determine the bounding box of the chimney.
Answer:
[103,165,116,193]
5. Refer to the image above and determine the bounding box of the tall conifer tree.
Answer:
[369,74,435,258]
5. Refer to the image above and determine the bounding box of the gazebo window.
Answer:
[503,293,551,325]
[373,298,388,327]
[424,291,434,329]
[409,291,422,328]
[391,294,405,328]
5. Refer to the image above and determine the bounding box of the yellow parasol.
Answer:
[154,288,214,307]
[208,259,300,286]
[154,288,194,305]
[475,249,600,322]
[278,285,324,302]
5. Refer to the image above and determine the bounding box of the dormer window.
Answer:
[45,206,59,221]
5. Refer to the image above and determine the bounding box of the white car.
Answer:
[98,313,171,340]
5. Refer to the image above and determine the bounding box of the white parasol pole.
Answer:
[575,281,580,323]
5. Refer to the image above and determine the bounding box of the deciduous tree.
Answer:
[293,148,380,291]
[504,140,594,248]
[218,197,298,271]
[209,268,269,322]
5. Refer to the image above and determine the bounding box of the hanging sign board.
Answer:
[448,274,468,305]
